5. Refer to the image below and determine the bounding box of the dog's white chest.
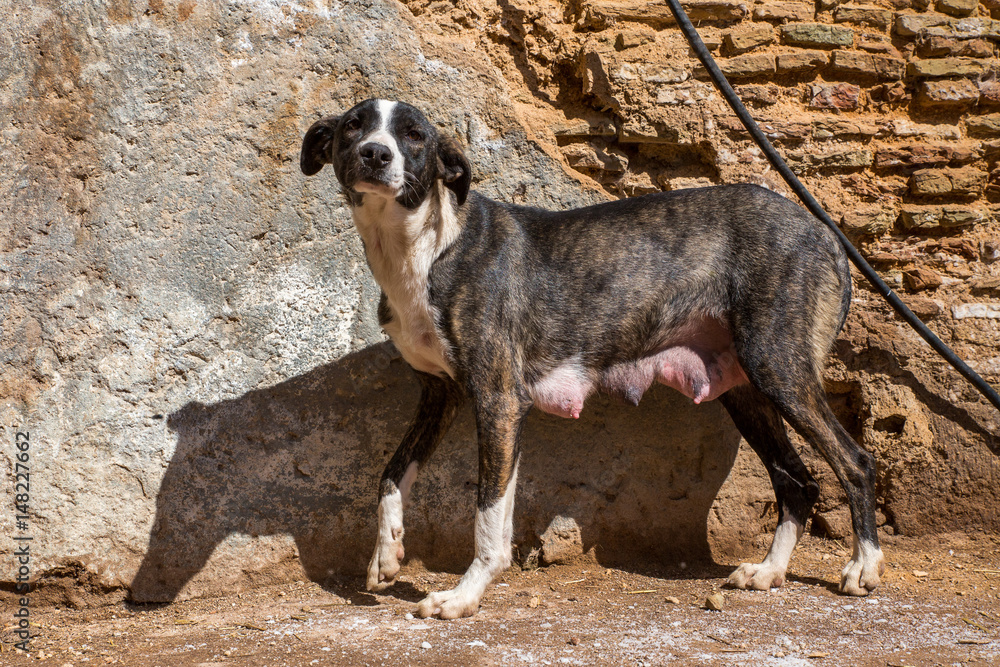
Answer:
[358,201,455,378]
[349,179,461,380]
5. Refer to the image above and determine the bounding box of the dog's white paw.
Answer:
[840,541,885,596]
[727,561,787,591]
[366,531,404,592]
[416,588,481,619]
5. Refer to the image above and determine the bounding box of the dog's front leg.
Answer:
[417,389,530,619]
[368,372,463,592]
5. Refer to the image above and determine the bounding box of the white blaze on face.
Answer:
[355,99,405,196]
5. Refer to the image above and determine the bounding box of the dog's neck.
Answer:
[349,180,462,377]
[350,180,462,288]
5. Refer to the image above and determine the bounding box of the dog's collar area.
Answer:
[353,180,403,199]
[346,181,454,213]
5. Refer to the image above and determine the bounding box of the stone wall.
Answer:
[1,0,998,606]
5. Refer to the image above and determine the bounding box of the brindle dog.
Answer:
[300,99,885,619]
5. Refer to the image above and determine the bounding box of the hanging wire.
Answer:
[663,0,1000,412]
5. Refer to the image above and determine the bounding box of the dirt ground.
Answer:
[3,532,1000,666]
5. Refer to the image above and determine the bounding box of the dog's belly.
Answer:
[530,319,748,418]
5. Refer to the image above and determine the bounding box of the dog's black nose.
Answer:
[360,142,393,169]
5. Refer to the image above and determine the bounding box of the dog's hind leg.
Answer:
[417,389,529,619]
[367,372,464,592]
[768,381,885,595]
[720,385,820,591]
[740,353,884,595]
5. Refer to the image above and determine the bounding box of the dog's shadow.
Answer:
[129,343,743,604]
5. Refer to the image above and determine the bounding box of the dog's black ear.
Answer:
[437,135,471,206]
[300,116,340,176]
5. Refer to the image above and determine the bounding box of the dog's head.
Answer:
[300,99,471,209]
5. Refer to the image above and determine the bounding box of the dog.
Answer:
[300,99,886,619]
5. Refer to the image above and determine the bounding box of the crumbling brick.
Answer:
[809,82,862,109]
[781,22,854,48]
[916,78,981,108]
[908,57,990,78]
[904,267,944,291]
[834,5,892,29]
[723,24,775,54]
[937,0,979,18]
[776,50,828,72]
[753,3,814,22]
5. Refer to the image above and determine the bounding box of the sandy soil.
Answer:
[4,532,1000,666]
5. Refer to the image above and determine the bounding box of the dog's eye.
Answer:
[407,130,424,142]
[344,118,362,132]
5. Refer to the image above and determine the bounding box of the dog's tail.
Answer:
[667,0,1000,413]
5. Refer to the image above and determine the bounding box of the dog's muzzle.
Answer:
[360,142,393,171]
[351,141,402,195]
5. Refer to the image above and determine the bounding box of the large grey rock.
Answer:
[0,0,749,604]
[540,516,584,565]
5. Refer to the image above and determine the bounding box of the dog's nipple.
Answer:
[624,385,643,407]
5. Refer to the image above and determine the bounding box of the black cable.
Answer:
[664,0,1000,413]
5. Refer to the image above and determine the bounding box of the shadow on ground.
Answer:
[129,343,743,603]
